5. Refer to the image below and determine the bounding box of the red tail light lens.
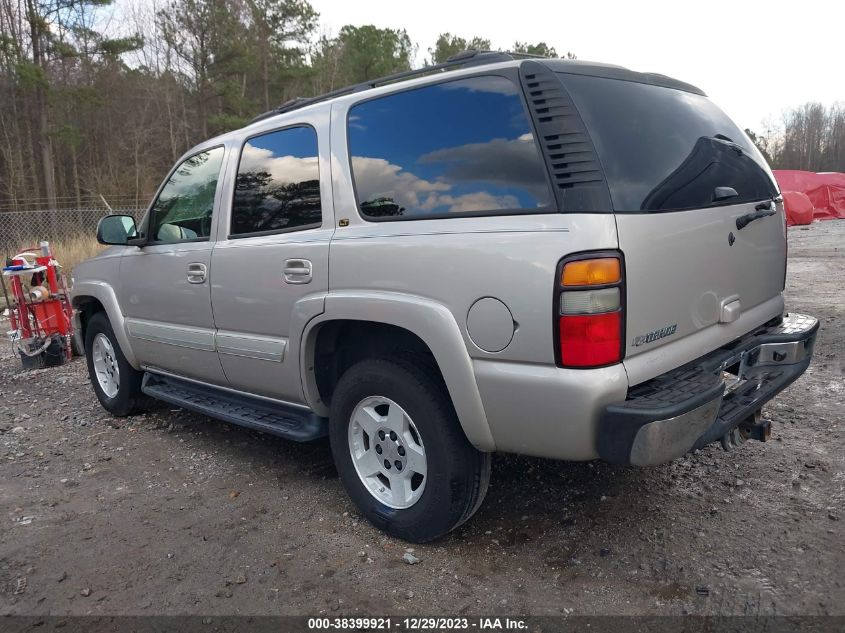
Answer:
[559,311,622,367]
[555,253,624,368]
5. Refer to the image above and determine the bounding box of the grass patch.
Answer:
[5,234,105,277]
[49,234,106,275]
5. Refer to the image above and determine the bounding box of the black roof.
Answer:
[249,50,705,124]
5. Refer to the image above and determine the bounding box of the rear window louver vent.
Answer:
[519,61,612,212]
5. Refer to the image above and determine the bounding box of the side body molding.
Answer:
[300,291,496,452]
[71,280,140,368]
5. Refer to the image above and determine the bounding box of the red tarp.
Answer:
[782,191,814,225]
[774,170,845,225]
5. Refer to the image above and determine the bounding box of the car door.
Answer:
[209,110,332,403]
[119,144,230,385]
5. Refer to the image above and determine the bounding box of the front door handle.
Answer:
[186,262,207,284]
[283,259,312,284]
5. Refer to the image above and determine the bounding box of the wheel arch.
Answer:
[71,281,139,367]
[300,292,495,451]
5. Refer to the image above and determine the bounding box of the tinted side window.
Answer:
[231,126,321,236]
[150,147,225,242]
[560,73,778,212]
[348,75,552,220]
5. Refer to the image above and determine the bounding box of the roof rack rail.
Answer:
[250,50,546,124]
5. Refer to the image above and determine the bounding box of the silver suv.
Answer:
[72,52,818,542]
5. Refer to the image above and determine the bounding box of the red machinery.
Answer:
[2,241,79,368]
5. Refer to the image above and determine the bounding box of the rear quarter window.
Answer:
[347,75,553,220]
[558,73,778,213]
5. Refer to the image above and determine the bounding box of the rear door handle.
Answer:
[186,262,207,284]
[736,204,776,230]
[283,259,312,284]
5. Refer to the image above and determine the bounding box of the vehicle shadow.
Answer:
[142,404,669,543]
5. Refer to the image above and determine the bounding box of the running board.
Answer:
[141,372,327,442]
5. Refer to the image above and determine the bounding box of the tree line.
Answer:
[1,0,839,212]
[0,0,568,211]
[747,103,845,175]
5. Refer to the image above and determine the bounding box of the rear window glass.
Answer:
[348,75,553,220]
[559,74,778,212]
[231,126,321,236]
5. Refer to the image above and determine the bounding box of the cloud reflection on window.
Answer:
[348,76,552,219]
[232,126,321,235]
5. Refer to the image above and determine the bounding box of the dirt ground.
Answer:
[1,221,843,618]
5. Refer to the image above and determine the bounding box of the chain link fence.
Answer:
[0,207,146,253]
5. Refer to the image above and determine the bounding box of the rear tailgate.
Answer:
[558,71,786,384]
[618,199,785,358]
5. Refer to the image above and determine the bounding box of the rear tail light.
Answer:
[560,287,620,314]
[556,253,624,368]
[561,257,621,287]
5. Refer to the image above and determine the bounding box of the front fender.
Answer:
[300,291,495,451]
[71,280,138,368]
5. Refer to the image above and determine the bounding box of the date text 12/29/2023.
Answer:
[307,617,528,630]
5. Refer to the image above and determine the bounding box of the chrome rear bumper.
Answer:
[598,313,818,466]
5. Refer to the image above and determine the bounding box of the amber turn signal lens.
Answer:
[561,258,621,286]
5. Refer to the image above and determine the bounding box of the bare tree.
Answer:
[0,5,587,211]
[751,102,845,172]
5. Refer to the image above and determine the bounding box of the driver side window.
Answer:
[149,146,225,243]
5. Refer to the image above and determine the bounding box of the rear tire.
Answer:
[85,312,146,416]
[329,358,490,543]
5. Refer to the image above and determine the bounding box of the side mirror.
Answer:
[96,215,138,245]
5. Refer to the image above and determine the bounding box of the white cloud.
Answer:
[426,191,520,213]
[351,156,524,214]
[238,145,318,184]
[351,156,449,209]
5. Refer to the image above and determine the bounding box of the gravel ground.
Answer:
[1,221,843,617]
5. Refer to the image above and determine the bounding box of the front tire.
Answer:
[85,312,146,416]
[329,358,490,542]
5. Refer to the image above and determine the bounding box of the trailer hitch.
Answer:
[739,411,771,442]
[720,409,770,450]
